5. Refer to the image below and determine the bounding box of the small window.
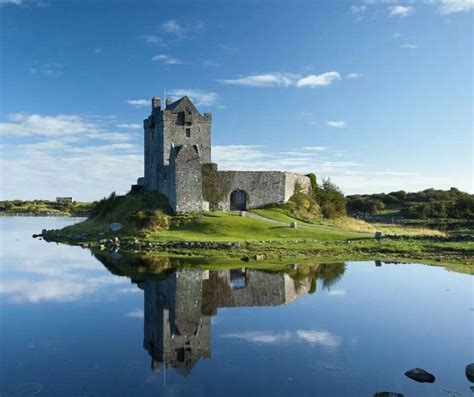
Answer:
[164,172,167,181]
[186,128,191,138]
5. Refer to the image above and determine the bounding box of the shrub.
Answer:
[129,210,169,232]
[317,178,346,219]
[285,192,321,223]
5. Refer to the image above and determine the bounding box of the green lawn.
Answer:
[148,212,369,242]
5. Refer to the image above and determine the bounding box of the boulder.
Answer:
[466,363,474,383]
[240,256,250,262]
[109,223,123,232]
[404,368,435,383]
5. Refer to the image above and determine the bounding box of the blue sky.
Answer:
[0,0,472,201]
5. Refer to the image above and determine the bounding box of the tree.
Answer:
[317,178,346,219]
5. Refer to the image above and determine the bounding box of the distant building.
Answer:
[56,197,73,204]
[133,96,311,213]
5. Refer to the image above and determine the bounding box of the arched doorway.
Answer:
[230,190,247,211]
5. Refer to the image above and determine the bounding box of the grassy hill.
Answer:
[41,191,474,269]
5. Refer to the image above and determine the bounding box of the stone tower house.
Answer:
[136,96,311,213]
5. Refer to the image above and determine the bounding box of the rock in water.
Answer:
[109,223,123,232]
[466,363,474,383]
[373,393,404,397]
[404,368,436,383]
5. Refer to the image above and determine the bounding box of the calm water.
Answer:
[0,217,473,397]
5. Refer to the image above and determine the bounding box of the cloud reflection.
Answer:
[221,329,340,348]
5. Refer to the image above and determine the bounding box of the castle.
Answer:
[134,96,311,213]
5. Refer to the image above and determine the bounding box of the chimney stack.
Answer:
[152,97,161,111]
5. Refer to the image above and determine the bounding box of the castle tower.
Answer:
[143,96,212,204]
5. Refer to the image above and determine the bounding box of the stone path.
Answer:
[231,211,369,235]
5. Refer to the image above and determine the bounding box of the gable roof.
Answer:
[167,96,199,114]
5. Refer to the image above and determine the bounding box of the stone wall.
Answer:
[169,144,204,213]
[284,172,312,201]
[207,170,311,210]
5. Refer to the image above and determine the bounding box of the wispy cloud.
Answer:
[126,309,144,318]
[296,330,341,347]
[351,4,367,14]
[202,59,220,68]
[29,62,63,77]
[346,73,362,80]
[438,0,474,14]
[125,99,149,108]
[168,89,221,107]
[116,123,141,129]
[400,43,417,49]
[0,112,136,142]
[218,73,298,87]
[161,19,185,36]
[218,71,341,88]
[389,5,415,16]
[351,4,367,21]
[0,112,141,200]
[221,329,341,348]
[296,72,342,87]
[152,54,182,64]
[143,35,164,46]
[326,120,346,128]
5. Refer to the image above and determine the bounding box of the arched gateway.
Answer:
[230,190,247,211]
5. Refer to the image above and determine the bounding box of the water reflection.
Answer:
[93,251,346,376]
[139,268,315,375]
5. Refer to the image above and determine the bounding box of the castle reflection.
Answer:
[137,268,314,375]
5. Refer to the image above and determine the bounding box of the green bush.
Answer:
[285,192,321,223]
[129,210,169,232]
[317,178,346,219]
[306,173,318,196]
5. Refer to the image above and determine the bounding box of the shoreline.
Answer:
[40,230,474,274]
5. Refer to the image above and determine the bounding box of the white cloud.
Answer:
[400,44,417,48]
[0,112,141,200]
[438,0,474,14]
[326,121,346,128]
[161,19,184,36]
[167,89,221,107]
[217,73,298,87]
[351,4,368,14]
[152,54,182,65]
[221,329,340,348]
[126,309,144,318]
[125,99,149,108]
[218,71,341,88]
[346,73,362,80]
[296,72,341,87]
[327,288,347,297]
[296,330,341,348]
[94,48,102,54]
[392,32,402,38]
[221,331,292,344]
[29,62,63,77]
[302,146,327,152]
[143,35,164,46]
[0,113,135,142]
[116,123,141,129]
[202,60,220,68]
[389,5,415,16]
